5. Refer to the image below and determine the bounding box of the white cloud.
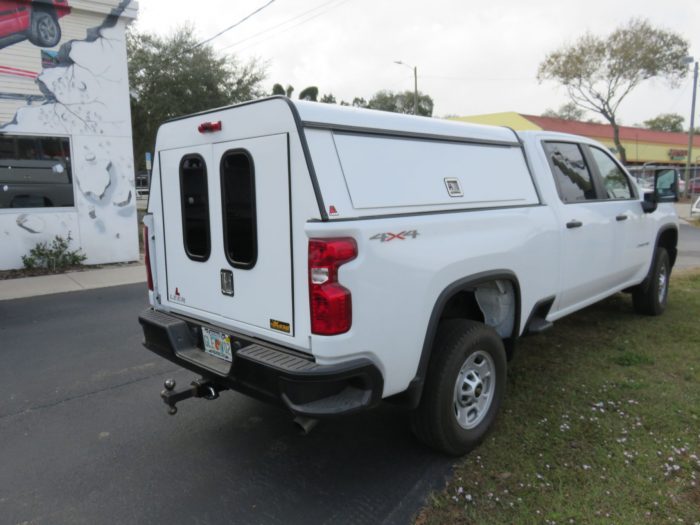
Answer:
[134,0,700,123]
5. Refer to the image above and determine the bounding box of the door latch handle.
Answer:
[566,220,583,229]
[616,214,628,221]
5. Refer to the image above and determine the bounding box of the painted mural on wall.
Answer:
[0,0,138,270]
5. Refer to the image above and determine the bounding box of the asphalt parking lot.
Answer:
[1,223,698,525]
[0,284,451,525]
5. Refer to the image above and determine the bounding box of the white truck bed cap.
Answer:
[293,99,520,145]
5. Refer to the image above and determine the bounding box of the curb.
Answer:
[0,264,146,301]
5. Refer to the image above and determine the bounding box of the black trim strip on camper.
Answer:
[286,133,296,336]
[157,150,169,302]
[163,96,328,221]
[302,121,521,148]
[284,102,328,221]
[503,126,543,205]
[308,203,544,223]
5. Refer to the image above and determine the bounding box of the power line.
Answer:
[192,0,276,50]
[222,0,351,53]
[421,74,535,82]
[219,0,343,51]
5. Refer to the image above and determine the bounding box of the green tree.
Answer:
[298,86,319,101]
[542,103,586,121]
[353,90,433,116]
[319,93,337,104]
[642,113,684,132]
[537,19,689,163]
[128,25,266,170]
[270,84,320,100]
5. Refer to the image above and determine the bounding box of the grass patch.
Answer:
[611,351,655,367]
[416,270,700,525]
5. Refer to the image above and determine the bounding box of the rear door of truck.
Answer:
[158,132,295,337]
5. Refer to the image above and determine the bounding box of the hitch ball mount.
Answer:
[160,378,224,415]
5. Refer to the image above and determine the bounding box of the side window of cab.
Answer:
[588,147,635,200]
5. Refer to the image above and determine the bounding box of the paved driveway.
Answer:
[0,285,451,525]
[677,222,700,269]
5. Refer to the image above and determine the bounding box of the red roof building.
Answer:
[453,112,700,165]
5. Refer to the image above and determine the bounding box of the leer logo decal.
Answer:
[270,319,291,333]
[169,287,187,304]
[370,230,419,243]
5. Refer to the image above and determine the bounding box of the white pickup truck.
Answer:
[139,97,679,455]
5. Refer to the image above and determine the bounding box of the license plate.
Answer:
[202,327,232,362]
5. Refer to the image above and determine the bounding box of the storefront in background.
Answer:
[453,112,700,167]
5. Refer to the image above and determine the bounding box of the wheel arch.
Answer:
[656,225,678,269]
[31,3,58,17]
[389,270,521,408]
[636,224,679,293]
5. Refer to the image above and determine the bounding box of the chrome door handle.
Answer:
[616,214,628,221]
[566,220,583,229]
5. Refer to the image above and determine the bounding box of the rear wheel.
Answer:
[28,11,61,48]
[633,247,670,316]
[410,319,507,456]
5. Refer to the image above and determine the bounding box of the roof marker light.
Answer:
[198,121,222,133]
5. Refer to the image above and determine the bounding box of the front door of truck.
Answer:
[584,146,651,283]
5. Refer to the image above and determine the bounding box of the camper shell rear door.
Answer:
[158,131,295,338]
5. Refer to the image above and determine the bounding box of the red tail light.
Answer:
[143,225,154,291]
[309,238,357,335]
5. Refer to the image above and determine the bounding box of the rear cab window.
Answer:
[543,142,597,203]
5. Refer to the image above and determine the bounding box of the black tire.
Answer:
[632,247,670,316]
[28,11,61,48]
[410,319,507,456]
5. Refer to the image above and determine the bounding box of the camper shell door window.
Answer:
[180,154,211,261]
[220,150,257,269]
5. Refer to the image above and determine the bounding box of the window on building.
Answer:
[180,155,211,261]
[589,147,633,200]
[543,142,597,203]
[0,135,73,209]
[220,150,257,269]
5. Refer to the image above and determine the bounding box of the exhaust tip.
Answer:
[293,415,319,435]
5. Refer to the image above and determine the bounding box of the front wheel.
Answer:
[410,319,507,456]
[28,11,61,48]
[632,247,670,316]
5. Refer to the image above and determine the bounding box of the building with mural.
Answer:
[453,112,700,167]
[0,0,138,270]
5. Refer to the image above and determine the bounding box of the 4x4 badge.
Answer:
[370,230,419,243]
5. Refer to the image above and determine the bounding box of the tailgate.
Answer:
[158,133,295,336]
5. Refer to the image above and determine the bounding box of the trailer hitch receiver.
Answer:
[160,378,224,415]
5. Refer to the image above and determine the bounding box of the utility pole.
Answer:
[412,65,418,116]
[683,57,698,198]
[394,61,419,115]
